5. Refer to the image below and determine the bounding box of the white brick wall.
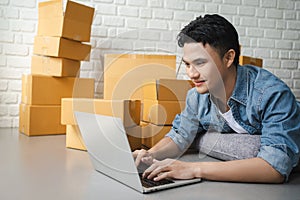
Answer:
[0,0,299,127]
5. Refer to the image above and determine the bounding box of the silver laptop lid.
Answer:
[74,111,143,193]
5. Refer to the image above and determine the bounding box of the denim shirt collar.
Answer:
[229,65,248,106]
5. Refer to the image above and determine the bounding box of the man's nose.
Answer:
[187,65,200,79]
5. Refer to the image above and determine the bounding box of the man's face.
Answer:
[182,42,227,95]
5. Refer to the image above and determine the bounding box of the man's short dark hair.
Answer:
[177,14,240,67]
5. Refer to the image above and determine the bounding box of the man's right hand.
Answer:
[132,149,154,167]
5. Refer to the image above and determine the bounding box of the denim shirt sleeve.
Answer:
[256,85,300,181]
[165,88,203,152]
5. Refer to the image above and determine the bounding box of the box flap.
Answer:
[65,0,94,24]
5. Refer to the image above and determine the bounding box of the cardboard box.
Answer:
[19,103,66,136]
[38,0,94,42]
[103,54,176,100]
[142,99,186,125]
[142,123,172,148]
[33,36,91,61]
[22,74,94,105]
[61,98,141,128]
[66,124,143,151]
[143,79,194,101]
[66,125,86,151]
[126,125,143,151]
[31,55,80,77]
[239,56,263,68]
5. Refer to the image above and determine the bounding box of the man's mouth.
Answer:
[193,80,206,86]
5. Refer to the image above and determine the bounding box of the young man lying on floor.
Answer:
[133,14,300,183]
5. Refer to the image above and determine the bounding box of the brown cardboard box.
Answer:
[66,124,142,151]
[103,54,176,100]
[142,99,186,125]
[19,103,66,136]
[31,55,80,77]
[21,74,94,105]
[142,123,172,148]
[61,98,141,128]
[66,125,86,151]
[143,79,194,101]
[38,0,94,42]
[239,55,263,68]
[33,36,91,61]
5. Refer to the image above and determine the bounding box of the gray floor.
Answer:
[1,128,300,200]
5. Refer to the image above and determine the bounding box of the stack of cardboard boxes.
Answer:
[239,55,263,68]
[19,0,95,136]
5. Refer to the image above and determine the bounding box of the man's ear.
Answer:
[223,49,236,68]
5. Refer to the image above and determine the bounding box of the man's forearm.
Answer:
[148,137,182,160]
[194,157,284,183]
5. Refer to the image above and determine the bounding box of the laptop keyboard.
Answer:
[139,173,174,188]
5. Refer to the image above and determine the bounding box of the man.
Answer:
[133,14,300,183]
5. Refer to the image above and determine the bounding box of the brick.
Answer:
[0,19,9,30]
[0,118,13,128]
[284,10,297,20]
[161,31,174,41]
[9,105,19,116]
[128,0,147,7]
[12,0,35,8]
[279,51,289,59]
[256,8,266,18]
[94,0,113,2]
[117,29,138,39]
[127,19,147,28]
[118,6,138,17]
[3,93,18,104]
[93,15,102,25]
[276,40,293,49]
[263,59,281,68]
[266,9,283,19]
[205,4,218,13]
[103,16,124,27]
[0,55,5,66]
[20,10,37,20]
[91,27,107,37]
[274,69,291,79]
[281,60,298,69]
[258,19,275,28]
[276,20,287,29]
[0,106,8,116]
[224,0,241,5]
[246,28,264,37]
[7,56,30,68]
[220,5,238,15]
[174,11,194,22]
[294,80,300,89]
[139,30,160,40]
[0,80,8,91]
[287,21,300,30]
[278,0,294,10]
[186,2,205,12]
[283,30,299,40]
[8,80,21,92]
[238,7,255,16]
[264,29,282,39]
[261,0,277,8]
[292,71,300,79]
[153,9,173,20]
[241,17,257,27]
[165,0,185,10]
[4,8,19,19]
[150,0,163,7]
[140,8,152,18]
[96,4,116,15]
[10,20,35,32]
[134,41,156,50]
[242,0,259,6]
[148,20,168,30]
[290,52,300,60]
[258,39,275,48]
[111,39,133,50]
[156,42,177,53]
[4,44,29,56]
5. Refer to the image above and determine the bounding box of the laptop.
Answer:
[74,111,201,193]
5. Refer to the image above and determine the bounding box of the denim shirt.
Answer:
[166,65,300,180]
